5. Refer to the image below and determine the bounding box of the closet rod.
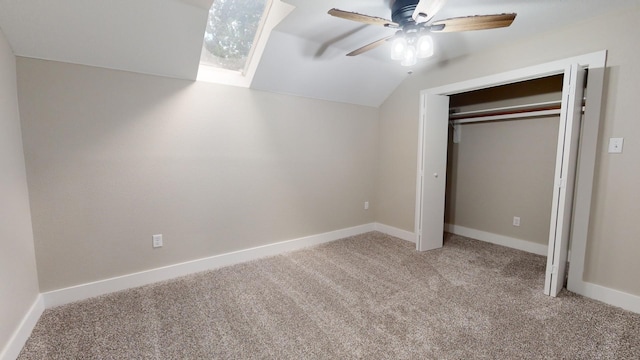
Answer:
[451,108,561,124]
[451,100,562,119]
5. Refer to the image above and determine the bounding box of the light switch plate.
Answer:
[608,138,624,154]
[152,234,163,248]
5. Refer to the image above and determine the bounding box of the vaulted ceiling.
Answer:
[1,0,639,107]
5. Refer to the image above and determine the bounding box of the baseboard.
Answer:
[569,280,640,314]
[0,295,44,360]
[42,223,376,308]
[33,220,640,315]
[445,223,548,256]
[374,223,416,243]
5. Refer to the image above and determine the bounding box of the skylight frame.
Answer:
[197,0,290,87]
[238,0,271,76]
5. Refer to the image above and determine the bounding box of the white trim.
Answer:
[0,295,44,360]
[374,223,416,243]
[424,50,607,96]
[568,281,640,314]
[445,224,548,256]
[43,223,375,308]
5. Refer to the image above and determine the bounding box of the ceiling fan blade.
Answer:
[347,35,395,56]
[328,8,399,28]
[431,13,517,32]
[412,0,448,24]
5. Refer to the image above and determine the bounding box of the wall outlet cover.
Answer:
[513,217,521,227]
[608,137,624,154]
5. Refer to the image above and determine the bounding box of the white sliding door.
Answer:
[544,64,586,296]
[415,94,450,251]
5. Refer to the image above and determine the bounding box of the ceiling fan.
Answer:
[328,0,516,66]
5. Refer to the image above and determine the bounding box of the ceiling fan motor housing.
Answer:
[391,0,420,26]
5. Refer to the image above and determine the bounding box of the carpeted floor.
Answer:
[18,232,640,359]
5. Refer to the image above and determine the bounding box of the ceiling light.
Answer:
[390,37,408,60]
[401,45,417,67]
[416,35,434,59]
[392,32,432,66]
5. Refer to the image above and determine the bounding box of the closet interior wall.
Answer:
[445,75,564,248]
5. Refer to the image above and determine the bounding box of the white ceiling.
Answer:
[0,0,212,79]
[1,0,639,107]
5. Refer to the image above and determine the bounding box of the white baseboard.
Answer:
[445,223,548,256]
[27,220,640,327]
[0,295,44,360]
[42,223,376,308]
[569,280,640,314]
[374,223,416,243]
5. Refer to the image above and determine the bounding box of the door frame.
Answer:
[415,51,607,294]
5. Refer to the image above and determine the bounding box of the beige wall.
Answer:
[375,88,419,231]
[446,117,559,245]
[17,58,379,291]
[0,29,39,353]
[377,6,640,295]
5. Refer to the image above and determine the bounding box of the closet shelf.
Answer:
[450,100,563,124]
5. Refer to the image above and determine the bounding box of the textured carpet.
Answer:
[18,232,640,359]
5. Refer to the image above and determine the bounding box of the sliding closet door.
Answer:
[415,94,449,251]
[544,64,586,297]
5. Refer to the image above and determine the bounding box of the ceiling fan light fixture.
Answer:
[390,37,408,60]
[328,1,517,67]
[400,45,417,67]
[416,35,434,58]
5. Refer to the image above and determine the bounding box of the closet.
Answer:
[415,52,606,297]
[446,75,565,290]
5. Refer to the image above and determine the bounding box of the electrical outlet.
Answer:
[608,137,624,153]
[364,201,369,210]
[152,234,163,248]
[513,217,521,227]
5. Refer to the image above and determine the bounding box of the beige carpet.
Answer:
[18,232,640,359]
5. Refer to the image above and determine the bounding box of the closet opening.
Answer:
[444,74,564,281]
[415,51,606,297]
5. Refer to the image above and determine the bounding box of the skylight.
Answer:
[200,0,268,73]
